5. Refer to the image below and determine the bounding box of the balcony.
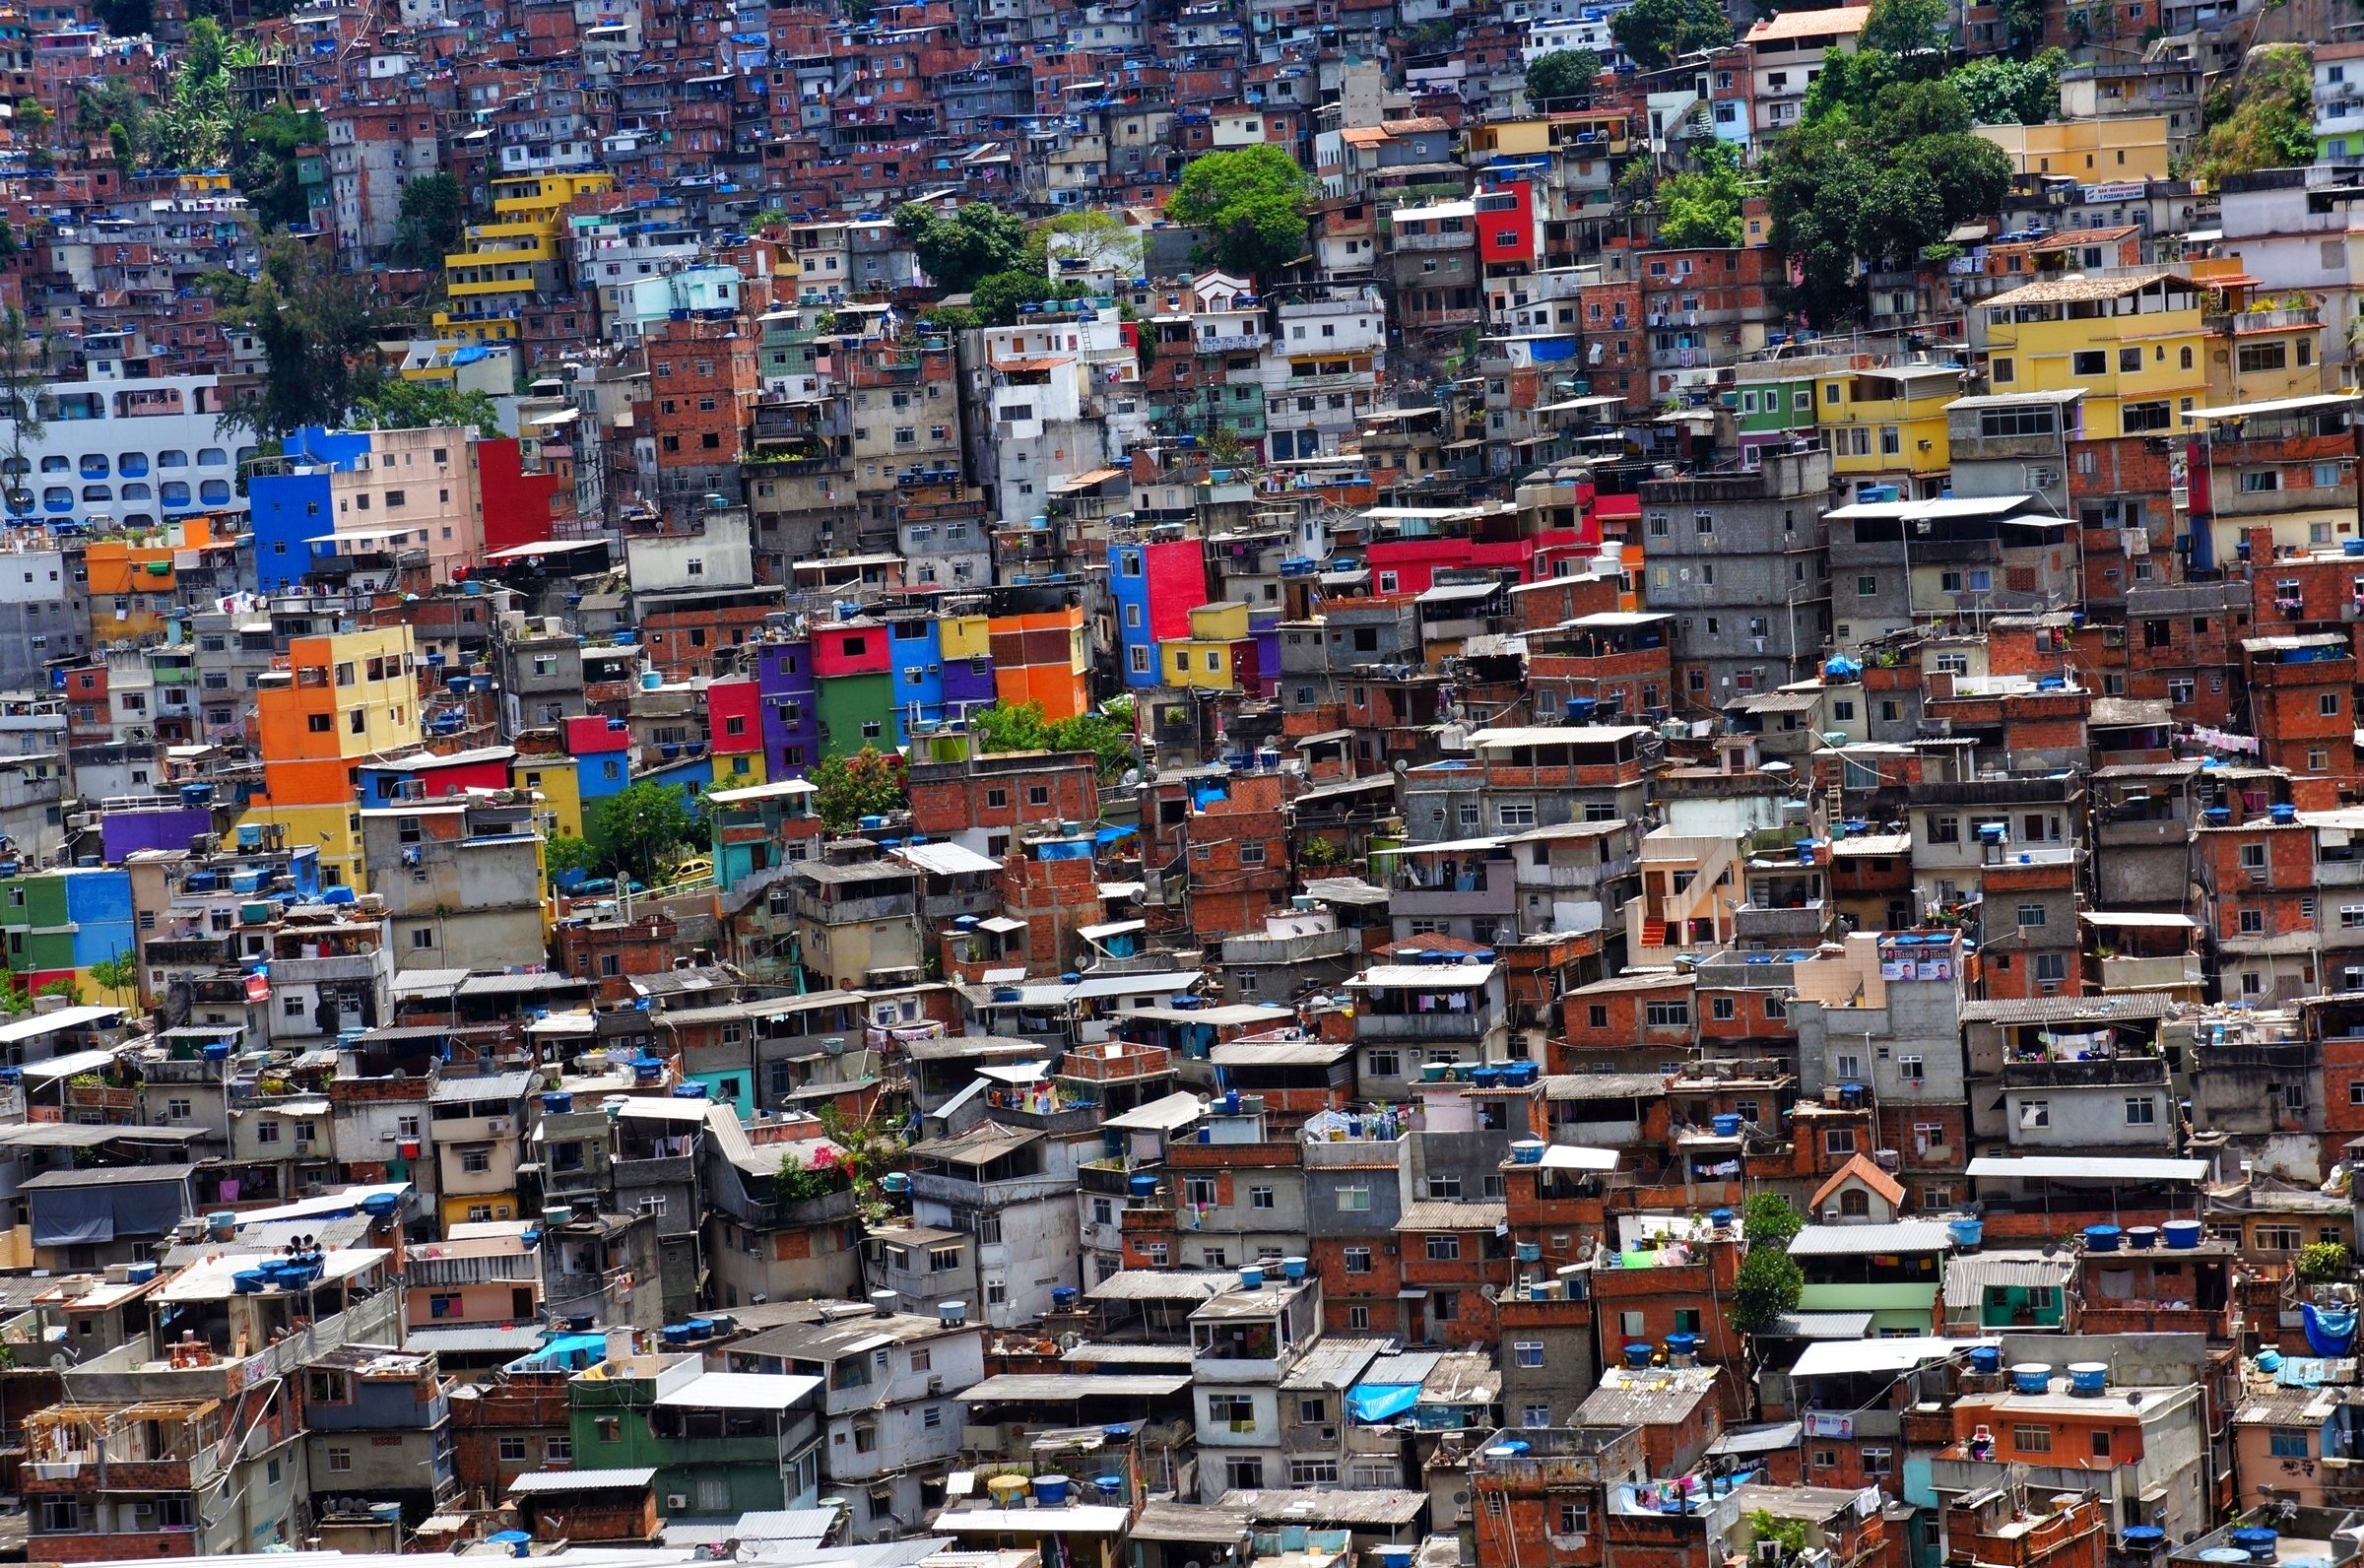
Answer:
[1733,899,1829,944]
[613,1153,694,1185]
[1390,229,1474,252]
[1353,1010,1495,1041]
[1999,1055,2169,1088]
[267,950,383,985]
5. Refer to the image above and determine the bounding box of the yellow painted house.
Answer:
[433,172,614,347]
[1813,361,1964,496]
[1162,600,1254,688]
[1973,116,2171,182]
[510,751,584,842]
[244,625,425,888]
[1978,270,2207,440]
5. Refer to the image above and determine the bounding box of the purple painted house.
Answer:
[102,805,215,865]
[756,638,821,777]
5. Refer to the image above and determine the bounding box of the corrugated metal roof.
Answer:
[1788,1220,1954,1256]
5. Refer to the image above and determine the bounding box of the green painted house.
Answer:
[1788,1219,1952,1335]
[814,671,895,760]
[568,1354,823,1520]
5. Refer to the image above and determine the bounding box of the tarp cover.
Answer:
[2305,1300,2356,1357]
[30,1177,186,1246]
[1346,1384,1420,1423]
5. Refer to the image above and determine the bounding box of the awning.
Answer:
[1346,1383,1421,1422]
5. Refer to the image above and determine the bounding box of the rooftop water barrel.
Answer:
[2083,1224,2122,1252]
[2068,1362,2108,1395]
[1282,1256,1308,1280]
[1624,1341,1652,1369]
[1712,1113,1742,1136]
[1129,1173,1158,1198]
[2121,1528,2168,1556]
[2010,1362,2053,1394]
[1948,1217,1985,1249]
[1032,1474,1071,1507]
[1510,1140,1546,1164]
[1095,1475,1125,1501]
[207,1210,237,1240]
[1838,1082,1865,1108]
[2164,1219,2203,1249]
[2272,803,2299,824]
[543,1091,575,1115]
[1710,1208,1734,1230]
[361,1192,400,1218]
[232,1269,266,1294]
[881,1172,911,1195]
[2232,1530,2279,1564]
[2126,1225,2159,1250]
[1051,1285,1078,1309]
[1238,1264,1264,1289]
[202,1040,231,1061]
[1968,1345,2002,1373]
[986,1474,1027,1507]
[640,671,662,690]
[1516,1241,1542,1262]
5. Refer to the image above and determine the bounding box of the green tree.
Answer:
[154,18,233,168]
[1860,0,1950,69]
[2188,45,2315,190]
[233,102,326,229]
[545,834,599,883]
[1733,1246,1806,1335]
[895,201,1029,294]
[391,171,463,268]
[218,238,408,439]
[588,781,699,883]
[353,377,501,436]
[2300,1241,2352,1283]
[1742,1191,1806,1246]
[810,747,909,833]
[0,308,45,523]
[2001,0,2046,50]
[1525,48,1602,108]
[1950,49,2065,125]
[15,98,52,173]
[87,950,137,1007]
[1654,139,1744,247]
[969,269,1091,327]
[1166,144,1312,282]
[971,700,1051,753]
[1036,208,1145,278]
[1609,0,1733,69]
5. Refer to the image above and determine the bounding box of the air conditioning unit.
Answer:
[1822,1205,1840,1221]
[928,1376,945,1395]
[667,1494,690,1511]
[488,1118,512,1134]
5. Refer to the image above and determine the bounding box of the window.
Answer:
[2020,1100,2050,1129]
[2272,1429,2311,1459]
[1338,1185,1371,1211]
[1824,1128,1858,1154]
[2125,1097,2156,1126]
[2071,351,2107,375]
[1426,1234,1462,1261]
[498,1436,528,1462]
[1645,1001,1690,1027]
[1514,1340,1544,1367]
[1249,1185,1276,1209]
[2013,1424,2052,1454]
[1857,575,1878,597]
[1289,1460,1340,1485]
[326,1446,353,1472]
[1978,405,2056,438]
[1344,1246,1373,1273]
[1712,996,1736,1021]
[2015,903,2047,928]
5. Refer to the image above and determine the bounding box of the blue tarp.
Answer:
[2305,1301,2357,1356]
[1346,1384,1421,1423]
[1095,824,1138,844]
